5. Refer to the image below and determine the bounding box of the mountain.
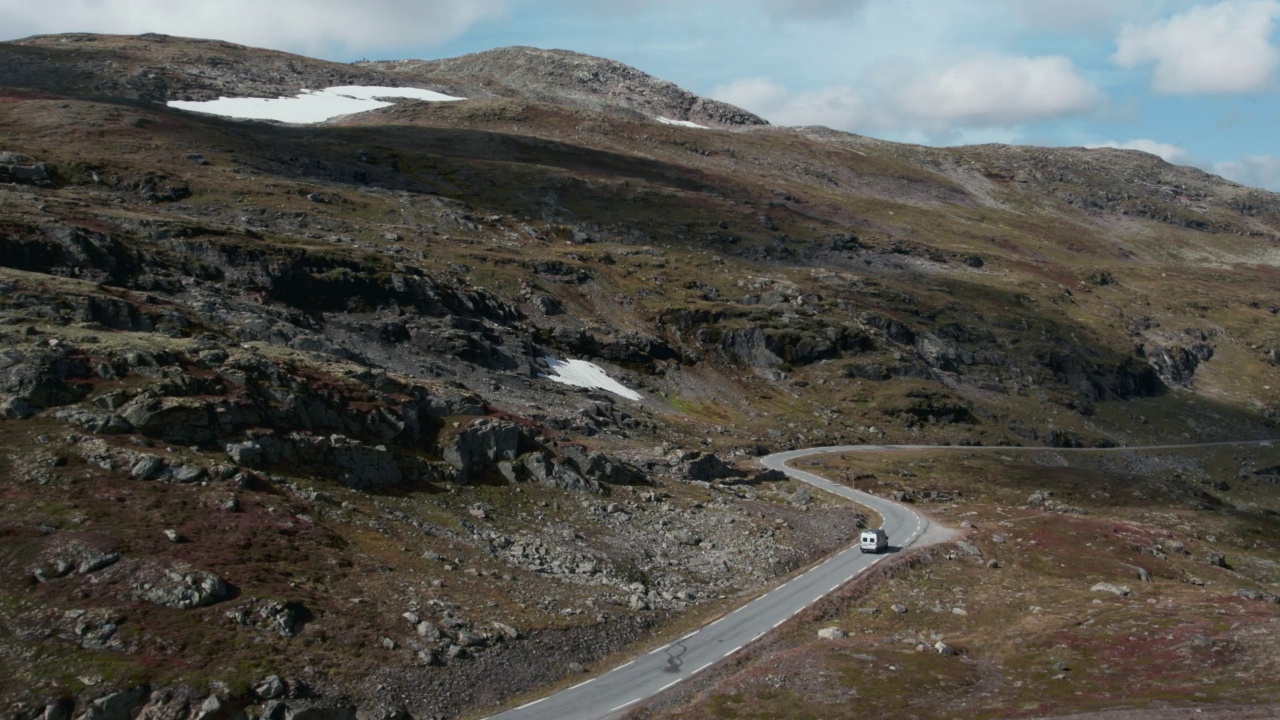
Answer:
[1,33,1278,720]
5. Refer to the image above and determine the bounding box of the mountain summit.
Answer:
[362,46,768,128]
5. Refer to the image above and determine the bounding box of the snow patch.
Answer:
[657,116,709,129]
[167,86,464,124]
[541,357,642,401]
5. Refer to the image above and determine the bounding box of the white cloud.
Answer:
[1213,155,1280,189]
[712,53,1102,137]
[1113,0,1280,94]
[712,77,871,129]
[881,54,1104,129]
[1087,138,1204,166]
[0,0,506,57]
[995,0,1195,31]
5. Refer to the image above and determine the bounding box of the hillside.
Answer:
[0,33,1278,720]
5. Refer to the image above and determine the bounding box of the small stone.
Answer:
[987,559,1000,569]
[492,621,520,640]
[163,529,184,543]
[818,627,849,640]
[934,640,958,656]
[669,529,701,546]
[1091,582,1131,596]
[890,604,908,614]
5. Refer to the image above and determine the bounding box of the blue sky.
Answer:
[3,0,1279,189]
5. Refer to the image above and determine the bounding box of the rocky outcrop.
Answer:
[1144,342,1214,387]
[131,562,230,609]
[0,152,57,187]
[443,419,523,482]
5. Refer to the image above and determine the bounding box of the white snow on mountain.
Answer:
[167,86,463,124]
[541,357,642,401]
[656,116,708,129]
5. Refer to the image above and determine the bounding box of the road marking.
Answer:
[659,679,682,692]
[681,630,698,641]
[610,698,641,712]
[617,659,635,670]
[694,661,713,674]
[710,615,726,627]
[773,619,785,628]
[570,678,596,690]
[727,644,743,656]
[515,697,547,710]
[649,642,671,655]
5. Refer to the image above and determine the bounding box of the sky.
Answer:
[3,0,1279,190]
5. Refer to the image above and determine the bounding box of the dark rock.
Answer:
[0,395,35,419]
[78,687,148,720]
[683,453,743,482]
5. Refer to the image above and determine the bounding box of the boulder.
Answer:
[683,453,743,482]
[226,440,266,467]
[747,469,787,484]
[130,456,164,481]
[788,488,812,506]
[254,675,285,700]
[818,627,848,640]
[1090,582,1131,597]
[0,394,35,419]
[76,687,147,720]
[934,640,959,656]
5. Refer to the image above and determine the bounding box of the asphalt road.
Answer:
[484,445,942,720]
[484,439,1277,720]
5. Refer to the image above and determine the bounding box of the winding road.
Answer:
[484,440,1276,720]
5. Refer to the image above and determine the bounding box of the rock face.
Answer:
[364,47,769,128]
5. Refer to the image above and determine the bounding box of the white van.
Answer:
[860,528,888,553]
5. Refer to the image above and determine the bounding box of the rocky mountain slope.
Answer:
[361,46,768,128]
[0,32,1278,720]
